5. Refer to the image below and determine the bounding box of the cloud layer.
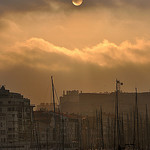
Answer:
[1,38,150,70]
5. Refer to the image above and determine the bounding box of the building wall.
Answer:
[0,86,34,146]
[60,90,150,115]
[33,110,80,150]
[60,90,80,113]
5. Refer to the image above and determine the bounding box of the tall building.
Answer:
[60,90,150,115]
[0,85,35,148]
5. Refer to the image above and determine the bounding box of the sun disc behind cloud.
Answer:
[72,0,83,6]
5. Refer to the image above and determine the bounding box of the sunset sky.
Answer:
[1,0,150,104]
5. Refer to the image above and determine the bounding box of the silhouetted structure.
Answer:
[60,90,150,115]
[1,85,150,149]
[0,85,35,149]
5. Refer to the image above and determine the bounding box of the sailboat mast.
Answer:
[135,88,139,149]
[51,76,56,113]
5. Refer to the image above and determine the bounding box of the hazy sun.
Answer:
[72,0,83,6]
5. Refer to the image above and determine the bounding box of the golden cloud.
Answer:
[0,37,149,71]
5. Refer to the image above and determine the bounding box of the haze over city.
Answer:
[1,0,150,104]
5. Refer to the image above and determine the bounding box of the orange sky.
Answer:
[1,0,150,104]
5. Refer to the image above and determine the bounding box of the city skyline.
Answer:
[1,0,150,104]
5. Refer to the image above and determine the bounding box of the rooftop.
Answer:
[0,85,27,100]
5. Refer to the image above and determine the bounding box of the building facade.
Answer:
[33,110,80,150]
[0,86,34,149]
[60,90,150,115]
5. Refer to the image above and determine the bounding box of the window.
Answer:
[17,114,22,118]
[0,130,5,135]
[7,107,15,112]
[42,133,45,138]
[0,117,5,120]
[8,134,12,139]
[8,128,13,131]
[8,134,15,139]
[8,108,11,111]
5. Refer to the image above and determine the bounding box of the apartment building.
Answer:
[0,85,34,148]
